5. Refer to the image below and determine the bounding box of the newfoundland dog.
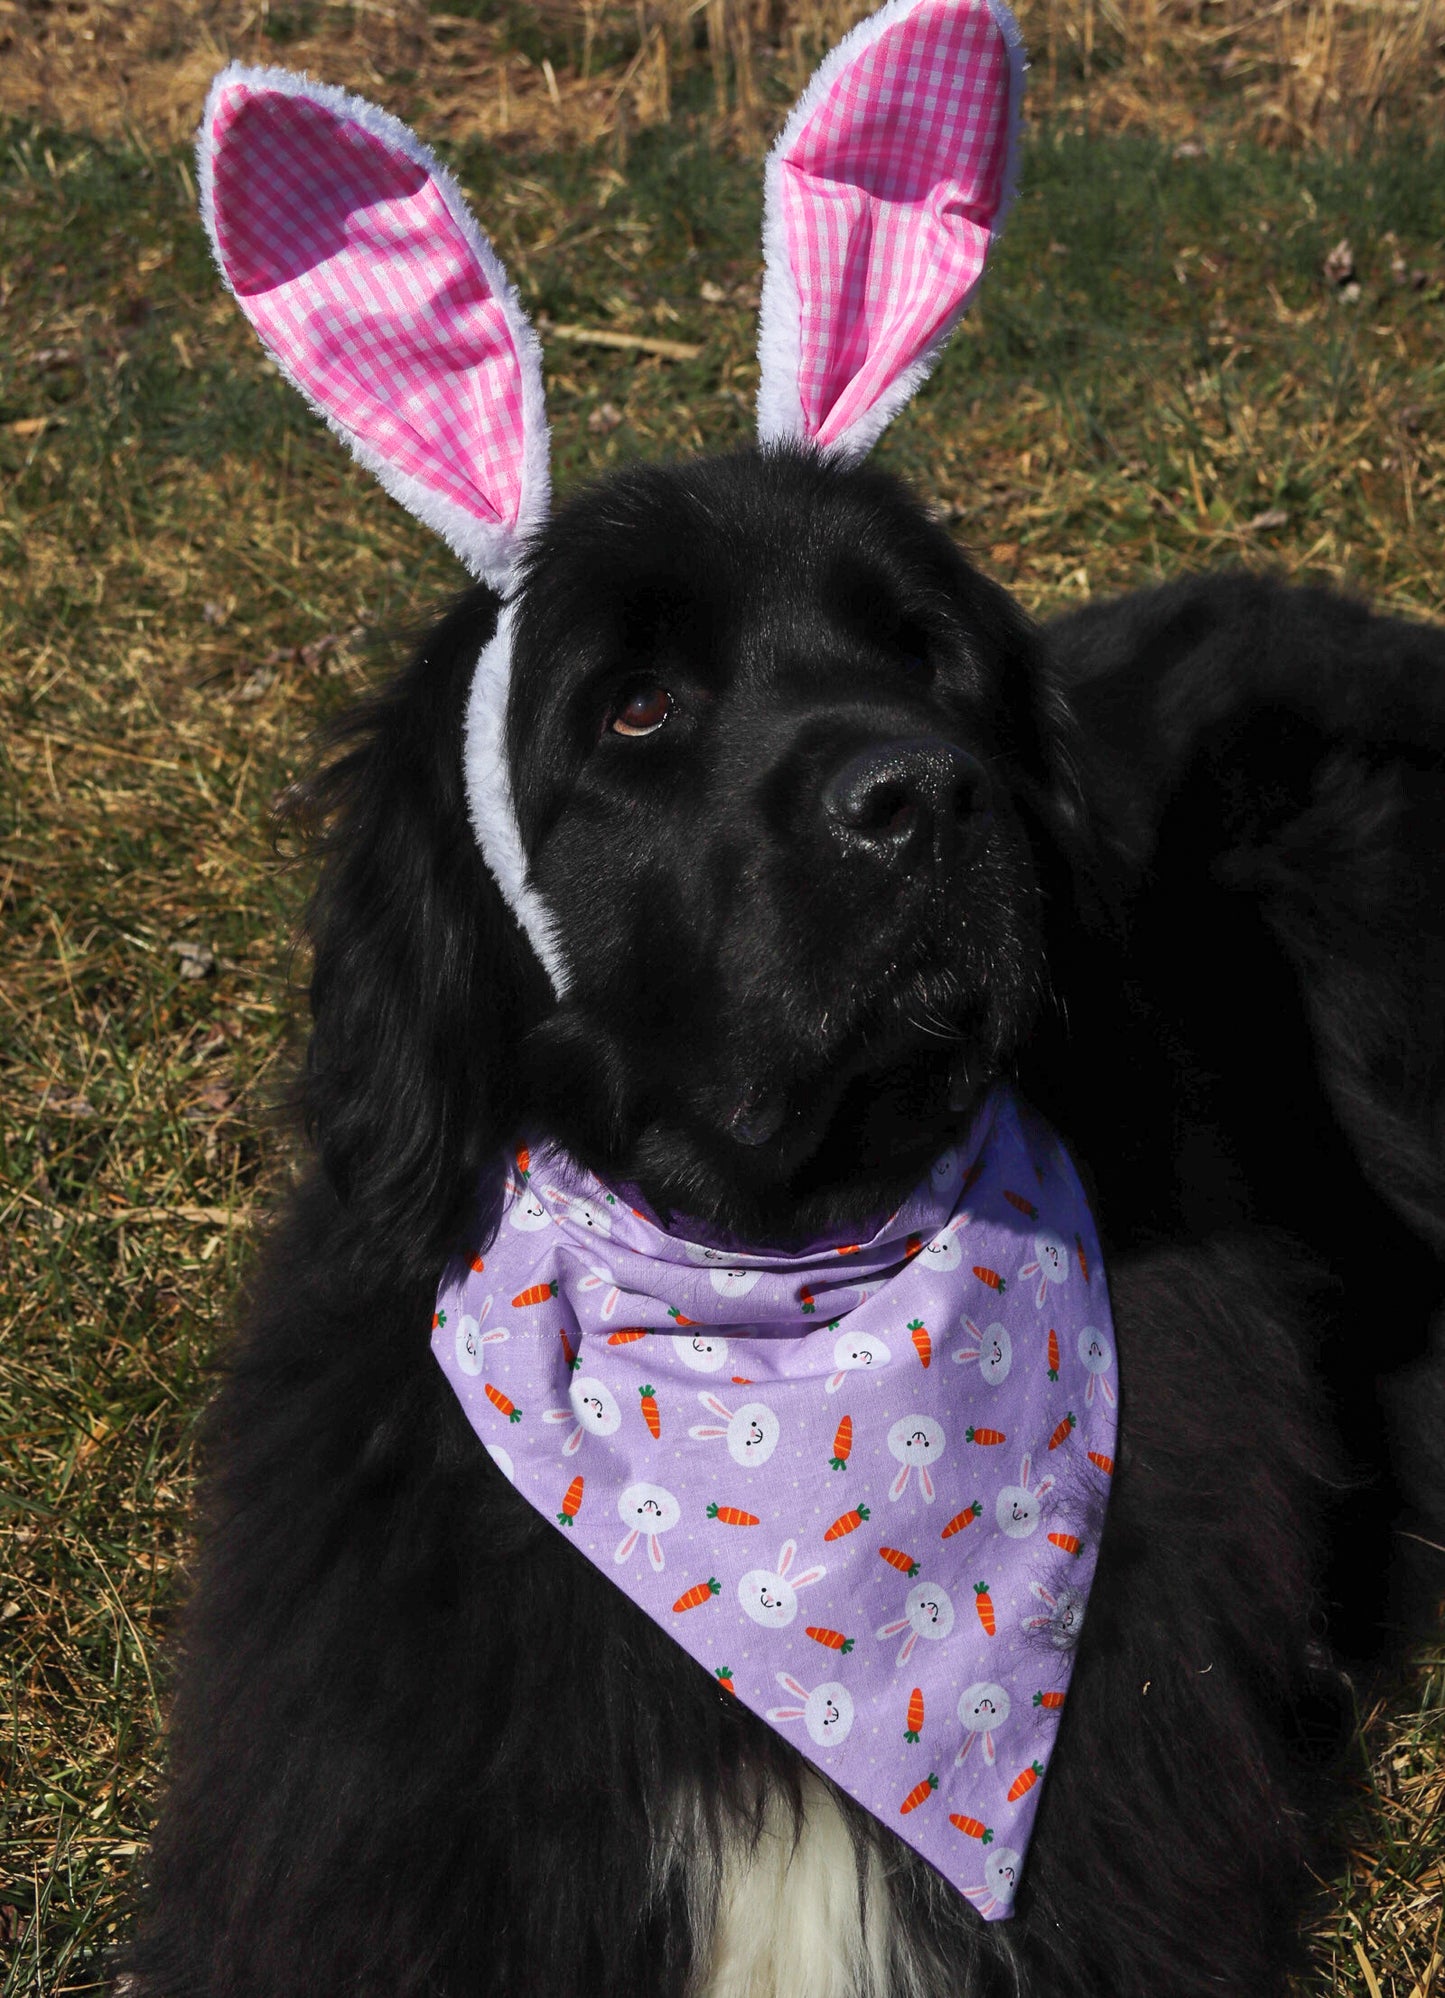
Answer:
[129,16,1445,1998]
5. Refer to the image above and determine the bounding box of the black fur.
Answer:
[129,450,1445,1997]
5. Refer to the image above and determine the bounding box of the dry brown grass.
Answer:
[2,0,1443,156]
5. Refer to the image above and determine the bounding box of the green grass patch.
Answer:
[1,103,1442,1995]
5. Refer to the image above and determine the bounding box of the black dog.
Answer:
[128,446,1445,1998]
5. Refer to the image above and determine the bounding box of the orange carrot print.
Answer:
[904,1688,924,1743]
[469,1254,485,1273]
[515,1147,530,1176]
[667,1307,697,1327]
[1033,1690,1066,1711]
[556,1475,584,1527]
[962,1159,986,1197]
[1047,1411,1076,1451]
[707,1504,759,1527]
[908,1319,932,1369]
[1004,1189,1038,1219]
[1074,1232,1090,1282]
[715,1665,736,1696]
[1047,1532,1082,1556]
[824,1506,870,1541]
[511,1281,557,1308]
[1088,1450,1114,1475]
[484,1383,522,1424]
[1047,1328,1060,1381]
[904,1233,923,1260]
[639,1385,661,1440]
[607,1329,649,1345]
[432,1310,446,1330]
[878,1546,921,1578]
[900,1772,938,1816]
[1007,1761,1044,1803]
[558,1328,577,1370]
[829,1415,853,1471]
[799,1288,818,1314]
[950,1815,994,1844]
[972,1265,1007,1293]
[673,1578,720,1612]
[805,1626,854,1653]
[940,1501,982,1540]
[966,1426,1006,1446]
[835,1243,861,1257]
[974,1581,996,1635]
[730,1376,754,1385]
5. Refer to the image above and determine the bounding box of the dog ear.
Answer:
[296,590,550,1284]
[756,0,1024,460]
[197,64,549,589]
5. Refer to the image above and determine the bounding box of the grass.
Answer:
[1,2,1443,1991]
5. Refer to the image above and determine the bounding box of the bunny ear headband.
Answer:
[198,0,1026,993]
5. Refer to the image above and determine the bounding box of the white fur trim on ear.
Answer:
[197,64,551,591]
[756,0,1025,463]
[464,601,569,994]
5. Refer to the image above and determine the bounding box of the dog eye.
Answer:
[609,685,673,738]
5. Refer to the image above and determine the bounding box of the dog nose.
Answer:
[823,737,992,869]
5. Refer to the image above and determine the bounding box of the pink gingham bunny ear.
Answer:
[756,0,1024,461]
[198,65,549,591]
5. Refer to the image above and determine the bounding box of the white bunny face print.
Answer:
[1025,1582,1087,1650]
[929,1145,962,1196]
[1019,1232,1070,1307]
[543,1374,623,1456]
[571,1375,622,1434]
[1078,1325,1116,1407]
[955,1681,1011,1765]
[953,1318,1012,1386]
[566,1195,613,1237]
[826,1326,892,1392]
[737,1540,826,1629]
[965,1846,1022,1918]
[994,1452,1054,1539]
[709,1267,761,1298]
[767,1673,854,1749]
[509,1188,551,1231]
[671,1332,729,1373]
[887,1414,947,1501]
[614,1482,681,1571]
[876,1578,956,1666]
[920,1217,967,1271]
[453,1306,506,1377]
[689,1393,781,1468]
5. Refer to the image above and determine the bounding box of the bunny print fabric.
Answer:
[433,1088,1116,1918]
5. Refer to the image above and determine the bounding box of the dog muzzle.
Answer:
[433,1087,1117,1919]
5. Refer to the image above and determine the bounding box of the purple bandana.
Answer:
[433,1088,1116,1918]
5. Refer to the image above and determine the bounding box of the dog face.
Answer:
[506,447,1079,1234]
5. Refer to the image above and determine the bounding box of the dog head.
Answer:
[198,0,1086,1267]
[509,445,1077,1230]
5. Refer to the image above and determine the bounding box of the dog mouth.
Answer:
[717,956,986,1153]
[625,942,1019,1231]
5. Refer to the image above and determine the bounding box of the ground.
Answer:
[0,2,1441,1991]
